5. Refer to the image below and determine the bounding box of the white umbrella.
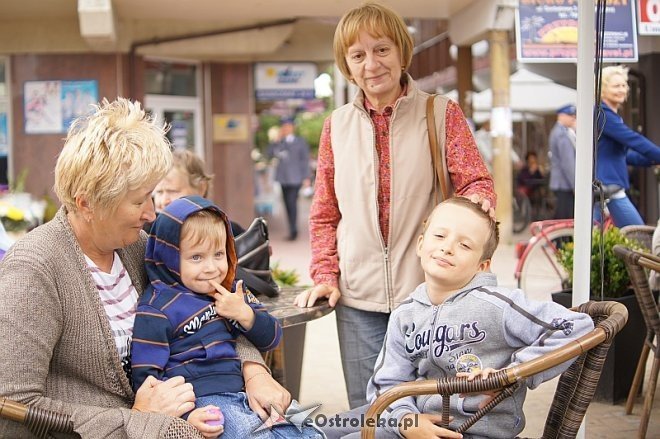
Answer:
[473,68,577,113]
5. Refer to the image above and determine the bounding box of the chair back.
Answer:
[620,225,655,251]
[540,301,626,439]
[613,245,660,341]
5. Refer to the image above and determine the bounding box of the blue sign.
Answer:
[254,63,317,101]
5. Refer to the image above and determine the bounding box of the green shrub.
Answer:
[557,226,642,298]
[271,262,300,287]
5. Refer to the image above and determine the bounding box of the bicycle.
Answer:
[512,177,555,234]
[512,189,531,234]
[514,214,614,301]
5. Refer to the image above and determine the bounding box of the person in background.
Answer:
[0,98,289,438]
[153,148,245,235]
[548,104,577,219]
[266,117,311,241]
[517,151,545,201]
[594,65,660,227]
[294,3,495,409]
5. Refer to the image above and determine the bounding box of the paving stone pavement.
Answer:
[265,195,659,438]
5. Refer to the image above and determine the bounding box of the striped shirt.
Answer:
[85,252,138,364]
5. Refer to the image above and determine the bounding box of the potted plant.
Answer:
[555,226,645,403]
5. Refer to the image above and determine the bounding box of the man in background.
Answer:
[549,104,577,219]
[267,117,311,240]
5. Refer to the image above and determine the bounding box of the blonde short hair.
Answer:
[333,2,414,81]
[601,65,629,99]
[172,149,213,197]
[54,97,172,213]
[181,209,235,291]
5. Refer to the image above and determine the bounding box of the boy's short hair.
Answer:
[423,196,500,261]
[181,209,226,249]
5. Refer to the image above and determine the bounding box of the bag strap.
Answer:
[426,94,450,203]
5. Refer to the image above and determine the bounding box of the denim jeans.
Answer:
[195,393,324,439]
[593,194,644,228]
[335,305,390,409]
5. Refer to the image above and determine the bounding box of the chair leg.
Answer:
[637,357,659,439]
[626,343,651,415]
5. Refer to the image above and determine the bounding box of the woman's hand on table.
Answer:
[294,284,340,308]
[243,362,291,421]
[133,375,196,417]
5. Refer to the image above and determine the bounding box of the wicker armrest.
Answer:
[0,398,73,438]
[361,301,628,439]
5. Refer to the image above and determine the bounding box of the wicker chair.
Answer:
[0,398,72,438]
[620,225,655,251]
[613,245,660,439]
[361,300,628,439]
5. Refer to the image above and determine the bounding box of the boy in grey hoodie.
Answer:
[323,197,594,439]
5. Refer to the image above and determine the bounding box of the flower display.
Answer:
[0,200,31,232]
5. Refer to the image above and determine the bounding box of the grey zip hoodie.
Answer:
[366,272,594,438]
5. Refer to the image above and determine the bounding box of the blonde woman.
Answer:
[595,65,660,226]
[0,98,288,438]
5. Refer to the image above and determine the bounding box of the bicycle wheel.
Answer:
[518,226,574,301]
[513,191,531,233]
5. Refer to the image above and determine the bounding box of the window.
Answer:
[144,61,197,96]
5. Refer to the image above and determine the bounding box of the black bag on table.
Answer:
[234,217,280,298]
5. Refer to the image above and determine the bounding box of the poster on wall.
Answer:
[516,0,638,62]
[24,80,98,134]
[213,114,249,142]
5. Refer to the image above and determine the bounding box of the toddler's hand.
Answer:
[187,406,224,438]
[209,279,256,330]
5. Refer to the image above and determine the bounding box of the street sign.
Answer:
[638,0,660,35]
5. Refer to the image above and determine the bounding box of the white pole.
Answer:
[574,1,596,436]
[333,64,346,108]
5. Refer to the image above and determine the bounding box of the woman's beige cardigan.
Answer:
[0,208,263,438]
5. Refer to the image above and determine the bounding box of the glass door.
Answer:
[144,94,203,156]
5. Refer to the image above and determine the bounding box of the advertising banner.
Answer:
[516,0,638,63]
[638,0,660,35]
[255,63,317,101]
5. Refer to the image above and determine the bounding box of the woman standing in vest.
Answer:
[294,3,496,408]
